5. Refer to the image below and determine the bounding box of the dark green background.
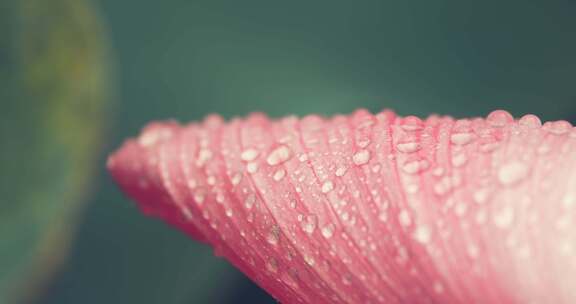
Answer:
[8,0,576,303]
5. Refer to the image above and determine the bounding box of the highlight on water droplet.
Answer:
[267,145,292,166]
[396,141,421,153]
[301,214,318,234]
[519,114,542,129]
[321,180,334,193]
[244,193,257,209]
[402,158,430,174]
[352,149,371,165]
[498,161,528,186]
[400,116,424,131]
[486,110,514,128]
[241,148,260,161]
[321,224,335,239]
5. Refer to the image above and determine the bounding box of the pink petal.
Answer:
[107,110,576,304]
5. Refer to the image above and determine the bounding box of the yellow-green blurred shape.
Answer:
[0,0,111,302]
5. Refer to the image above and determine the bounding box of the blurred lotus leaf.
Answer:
[0,0,111,302]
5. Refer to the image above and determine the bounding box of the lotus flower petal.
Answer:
[108,110,576,304]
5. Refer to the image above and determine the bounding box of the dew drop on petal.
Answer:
[519,114,542,129]
[246,162,259,174]
[493,206,515,228]
[547,120,573,135]
[352,150,371,165]
[413,225,432,244]
[357,138,371,148]
[267,145,292,166]
[498,161,528,186]
[231,173,242,185]
[321,180,334,193]
[486,110,514,128]
[267,225,281,245]
[241,148,259,161]
[396,141,421,153]
[244,193,256,209]
[399,210,412,227]
[450,132,474,145]
[335,166,348,177]
[196,149,213,166]
[266,258,279,273]
[401,116,424,131]
[301,214,318,234]
[321,224,335,239]
[451,153,468,168]
[273,169,286,181]
[304,255,315,267]
[402,159,430,174]
[193,191,205,205]
[473,188,490,204]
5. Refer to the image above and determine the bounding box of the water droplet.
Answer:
[267,225,281,245]
[138,127,173,147]
[352,150,371,165]
[266,258,279,273]
[486,110,514,127]
[562,194,575,209]
[289,199,297,209]
[241,148,259,161]
[246,162,259,174]
[321,180,334,193]
[321,224,335,239]
[519,114,542,129]
[301,214,318,234]
[479,141,500,153]
[335,166,348,177]
[401,116,424,131]
[225,208,233,217]
[244,194,256,209]
[304,255,315,266]
[267,145,292,166]
[432,167,444,177]
[493,206,514,228]
[402,159,430,174]
[413,225,431,244]
[193,191,205,204]
[399,210,412,227]
[454,203,467,217]
[498,161,528,186]
[357,138,371,148]
[547,120,573,135]
[473,188,490,204]
[451,153,468,167]
[196,149,213,166]
[396,141,421,153]
[378,210,388,222]
[450,132,474,145]
[273,169,286,181]
[298,153,309,162]
[231,173,242,185]
[371,164,381,173]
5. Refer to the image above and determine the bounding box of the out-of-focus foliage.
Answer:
[0,0,110,302]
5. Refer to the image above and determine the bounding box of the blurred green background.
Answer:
[1,0,575,303]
